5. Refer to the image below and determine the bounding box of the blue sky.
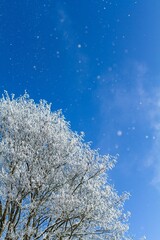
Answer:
[0,0,160,239]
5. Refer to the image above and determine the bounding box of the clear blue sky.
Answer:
[0,1,160,239]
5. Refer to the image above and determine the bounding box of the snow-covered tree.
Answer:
[0,92,130,239]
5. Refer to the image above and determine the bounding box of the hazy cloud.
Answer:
[97,60,160,188]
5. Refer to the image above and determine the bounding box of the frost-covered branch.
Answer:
[0,92,131,239]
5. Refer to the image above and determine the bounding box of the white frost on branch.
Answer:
[0,92,131,239]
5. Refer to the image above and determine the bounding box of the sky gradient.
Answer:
[0,1,160,239]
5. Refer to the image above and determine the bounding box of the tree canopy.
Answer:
[0,92,130,239]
